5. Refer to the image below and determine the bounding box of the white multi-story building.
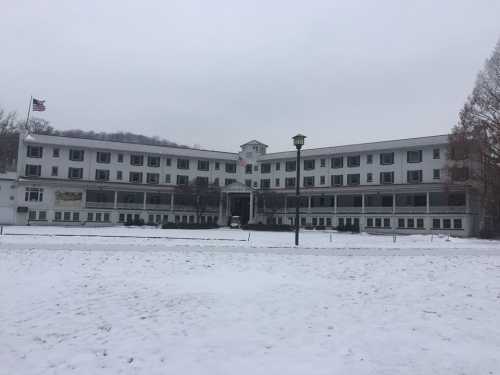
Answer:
[0,132,477,236]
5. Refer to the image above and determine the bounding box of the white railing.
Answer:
[116,203,143,210]
[429,206,466,213]
[85,202,114,209]
[145,204,171,211]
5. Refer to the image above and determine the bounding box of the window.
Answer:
[166,158,171,166]
[332,175,343,186]
[303,176,315,187]
[129,172,143,183]
[407,218,415,228]
[417,218,424,228]
[398,218,405,228]
[87,212,94,222]
[260,179,271,189]
[147,155,161,168]
[95,169,110,181]
[275,162,280,171]
[68,167,83,179]
[165,174,171,183]
[380,152,394,165]
[326,218,332,226]
[367,173,373,183]
[197,160,209,171]
[347,155,360,167]
[119,213,125,223]
[213,177,219,186]
[433,148,440,159]
[116,171,123,180]
[177,175,188,185]
[24,187,44,202]
[320,159,326,167]
[254,165,259,171]
[286,161,296,172]
[53,148,60,157]
[366,154,373,164]
[407,170,423,184]
[27,145,43,158]
[383,218,391,228]
[320,176,325,185]
[130,154,144,166]
[117,154,124,163]
[146,173,159,184]
[215,162,220,170]
[25,164,41,176]
[51,166,58,176]
[432,219,441,229]
[96,213,102,222]
[367,218,373,227]
[407,150,422,163]
[285,177,296,188]
[245,164,253,174]
[69,149,84,161]
[245,179,252,187]
[453,219,462,229]
[304,160,315,171]
[225,178,236,186]
[195,176,209,186]
[64,212,71,221]
[73,212,80,222]
[312,218,318,226]
[443,219,451,229]
[331,157,343,169]
[261,163,271,173]
[347,174,360,185]
[380,171,394,184]
[55,212,62,221]
[96,152,111,164]
[275,178,280,187]
[433,169,441,180]
[375,218,382,227]
[225,163,237,173]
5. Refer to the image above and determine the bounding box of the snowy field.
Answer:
[1,226,500,375]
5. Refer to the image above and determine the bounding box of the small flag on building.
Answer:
[32,98,46,112]
[238,156,247,167]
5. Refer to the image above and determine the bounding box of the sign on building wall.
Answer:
[55,191,83,207]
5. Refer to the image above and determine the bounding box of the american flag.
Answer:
[32,98,46,112]
[238,156,247,167]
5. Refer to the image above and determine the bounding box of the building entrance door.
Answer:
[230,195,250,225]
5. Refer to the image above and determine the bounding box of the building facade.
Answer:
[0,132,478,236]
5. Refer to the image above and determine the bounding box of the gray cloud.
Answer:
[1,0,499,152]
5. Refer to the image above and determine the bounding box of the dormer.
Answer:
[240,140,268,159]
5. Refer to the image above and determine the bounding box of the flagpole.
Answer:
[24,96,32,132]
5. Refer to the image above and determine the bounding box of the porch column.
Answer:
[283,194,287,221]
[170,192,174,212]
[218,192,223,225]
[392,193,396,214]
[307,196,312,213]
[249,192,254,222]
[361,193,365,214]
[113,191,117,209]
[333,195,337,215]
[143,192,147,211]
[426,191,430,214]
[361,193,365,231]
[225,194,230,217]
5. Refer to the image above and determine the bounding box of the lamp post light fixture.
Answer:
[292,134,306,246]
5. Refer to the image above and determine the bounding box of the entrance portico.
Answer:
[219,182,256,226]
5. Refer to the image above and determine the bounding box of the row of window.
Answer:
[28,210,111,222]
[257,169,441,189]
[366,217,463,229]
[26,146,237,172]
[256,149,441,173]
[24,165,237,186]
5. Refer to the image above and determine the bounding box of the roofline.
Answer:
[263,134,450,157]
[25,133,239,156]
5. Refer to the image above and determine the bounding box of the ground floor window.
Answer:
[453,219,462,229]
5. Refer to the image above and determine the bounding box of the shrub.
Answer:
[241,224,294,232]
[161,222,219,229]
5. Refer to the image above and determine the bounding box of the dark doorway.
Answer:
[230,195,250,224]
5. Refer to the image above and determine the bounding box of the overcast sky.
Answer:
[1,0,499,152]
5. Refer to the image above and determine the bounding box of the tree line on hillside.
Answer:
[448,37,500,236]
[0,110,185,148]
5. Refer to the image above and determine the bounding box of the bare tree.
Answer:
[0,109,18,135]
[448,38,500,236]
[175,180,221,223]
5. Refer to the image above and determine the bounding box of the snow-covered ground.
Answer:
[1,226,500,375]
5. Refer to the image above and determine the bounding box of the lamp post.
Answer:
[292,134,306,246]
